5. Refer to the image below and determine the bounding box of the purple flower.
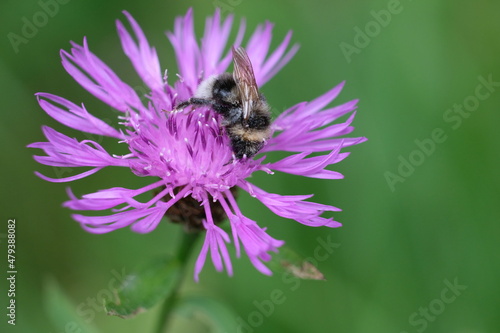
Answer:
[29,9,366,281]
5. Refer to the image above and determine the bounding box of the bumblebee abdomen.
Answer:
[247,110,270,130]
[229,134,265,159]
[227,125,269,159]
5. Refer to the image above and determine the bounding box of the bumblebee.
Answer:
[175,47,271,159]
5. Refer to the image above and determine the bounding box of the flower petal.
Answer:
[194,198,232,281]
[200,9,234,77]
[245,23,299,86]
[36,93,123,139]
[64,179,166,210]
[74,204,168,234]
[256,31,299,86]
[166,8,201,91]
[240,181,341,228]
[28,126,130,168]
[61,38,147,114]
[266,83,366,153]
[267,141,347,179]
[117,11,169,106]
[34,168,102,183]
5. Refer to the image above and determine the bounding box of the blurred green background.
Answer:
[1,0,499,332]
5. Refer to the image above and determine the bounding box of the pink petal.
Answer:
[36,93,122,139]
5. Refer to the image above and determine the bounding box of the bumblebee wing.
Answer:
[232,46,259,120]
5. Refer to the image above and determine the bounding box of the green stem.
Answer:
[154,231,200,333]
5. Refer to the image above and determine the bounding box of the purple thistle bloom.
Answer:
[29,9,366,281]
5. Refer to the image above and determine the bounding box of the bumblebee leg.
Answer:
[175,100,191,109]
[175,98,215,111]
[189,98,215,107]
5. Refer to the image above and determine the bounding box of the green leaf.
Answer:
[105,256,181,319]
[43,276,99,333]
[174,296,238,332]
[268,245,326,280]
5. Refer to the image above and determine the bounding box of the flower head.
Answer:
[29,9,366,281]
